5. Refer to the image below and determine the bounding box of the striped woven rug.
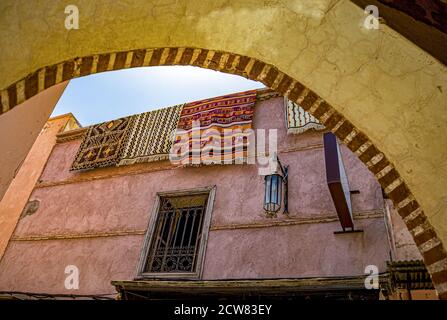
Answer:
[285,98,325,134]
[71,105,183,170]
[170,90,257,165]
[118,104,183,166]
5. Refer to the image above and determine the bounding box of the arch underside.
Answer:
[1,0,446,298]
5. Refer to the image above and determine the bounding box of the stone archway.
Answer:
[1,0,446,298]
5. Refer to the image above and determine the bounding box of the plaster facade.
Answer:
[0,97,392,296]
[0,111,78,262]
[0,82,68,201]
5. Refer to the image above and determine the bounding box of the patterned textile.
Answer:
[118,104,183,166]
[70,117,132,171]
[285,98,325,134]
[171,90,257,165]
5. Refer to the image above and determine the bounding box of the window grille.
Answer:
[137,187,215,279]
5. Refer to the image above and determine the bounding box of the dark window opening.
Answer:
[144,194,209,274]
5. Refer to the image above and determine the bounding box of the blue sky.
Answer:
[51,66,264,126]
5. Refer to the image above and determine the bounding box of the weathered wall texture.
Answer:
[385,199,423,262]
[0,97,391,295]
[0,82,68,202]
[0,111,77,260]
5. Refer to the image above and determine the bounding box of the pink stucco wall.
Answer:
[0,114,73,261]
[0,97,390,295]
[0,82,68,202]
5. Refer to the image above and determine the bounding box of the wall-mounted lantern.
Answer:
[264,155,289,216]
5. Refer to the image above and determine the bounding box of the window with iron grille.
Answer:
[137,186,215,279]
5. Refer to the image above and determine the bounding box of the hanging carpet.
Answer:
[285,98,325,134]
[118,104,183,166]
[170,90,258,166]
